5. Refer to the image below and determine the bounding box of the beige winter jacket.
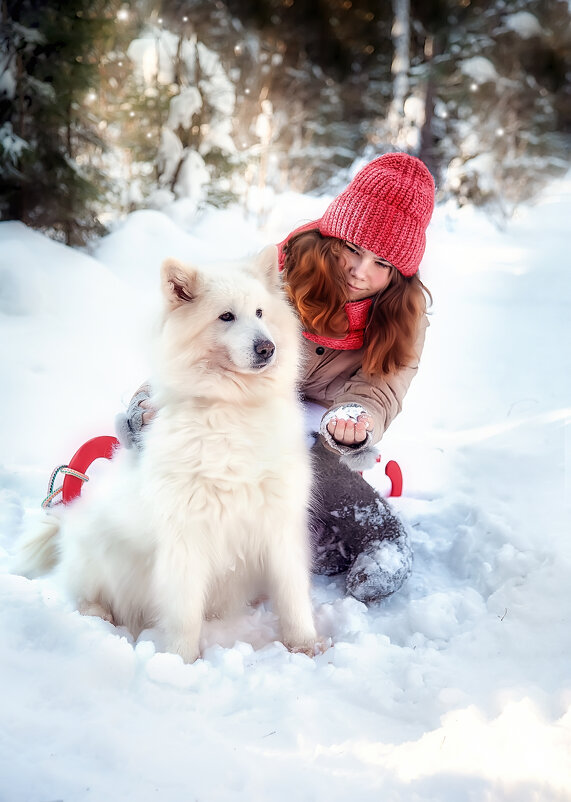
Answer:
[299,314,428,447]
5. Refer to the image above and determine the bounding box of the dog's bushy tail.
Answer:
[14,514,61,578]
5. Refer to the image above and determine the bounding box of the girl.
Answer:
[119,152,435,604]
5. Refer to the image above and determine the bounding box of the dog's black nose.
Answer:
[254,339,275,361]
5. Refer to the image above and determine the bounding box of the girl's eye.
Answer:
[219,312,235,322]
[376,261,391,270]
[344,242,359,255]
[256,309,263,318]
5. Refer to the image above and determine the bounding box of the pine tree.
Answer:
[95,2,161,215]
[420,0,571,216]
[0,0,119,245]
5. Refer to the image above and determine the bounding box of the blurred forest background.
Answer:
[1,0,570,245]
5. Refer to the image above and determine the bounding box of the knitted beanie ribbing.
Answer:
[318,152,435,277]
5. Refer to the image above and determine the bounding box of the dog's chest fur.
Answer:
[141,395,307,556]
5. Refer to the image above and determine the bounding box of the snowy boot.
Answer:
[309,436,412,603]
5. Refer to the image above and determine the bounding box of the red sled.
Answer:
[42,435,403,508]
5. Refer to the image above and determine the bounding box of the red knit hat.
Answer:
[318,152,435,277]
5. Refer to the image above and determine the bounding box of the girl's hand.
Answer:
[326,414,371,446]
[139,397,156,426]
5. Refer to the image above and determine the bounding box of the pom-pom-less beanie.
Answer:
[318,152,435,277]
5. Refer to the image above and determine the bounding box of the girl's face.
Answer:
[341,241,394,301]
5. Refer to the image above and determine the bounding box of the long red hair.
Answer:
[281,229,432,376]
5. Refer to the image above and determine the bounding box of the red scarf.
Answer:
[302,297,372,351]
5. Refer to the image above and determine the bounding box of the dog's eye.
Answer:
[219,311,235,322]
[256,309,263,318]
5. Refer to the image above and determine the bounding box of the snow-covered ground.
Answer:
[1,175,570,801]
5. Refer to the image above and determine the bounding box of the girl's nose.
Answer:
[350,258,365,276]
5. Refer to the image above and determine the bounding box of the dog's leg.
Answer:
[154,537,208,664]
[266,530,317,655]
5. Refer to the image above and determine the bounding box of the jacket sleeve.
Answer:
[320,316,428,468]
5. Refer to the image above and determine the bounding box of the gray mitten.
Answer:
[115,389,150,450]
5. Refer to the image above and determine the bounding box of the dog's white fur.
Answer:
[17,246,317,662]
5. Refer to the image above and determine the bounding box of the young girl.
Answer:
[119,152,435,604]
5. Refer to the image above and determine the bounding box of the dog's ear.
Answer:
[251,245,280,291]
[161,258,201,309]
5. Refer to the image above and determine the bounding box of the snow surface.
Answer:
[459,56,499,85]
[1,175,571,800]
[502,11,543,39]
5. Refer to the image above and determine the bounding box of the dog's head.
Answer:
[156,246,300,399]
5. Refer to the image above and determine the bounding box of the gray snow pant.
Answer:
[309,437,412,604]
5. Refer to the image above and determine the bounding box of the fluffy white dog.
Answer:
[17,246,318,663]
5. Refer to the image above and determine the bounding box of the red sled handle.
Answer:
[364,455,403,497]
[385,460,403,497]
[61,435,120,504]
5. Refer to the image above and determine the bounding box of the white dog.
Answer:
[17,246,318,663]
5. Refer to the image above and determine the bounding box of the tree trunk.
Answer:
[65,107,74,247]
[418,35,437,174]
[388,0,410,150]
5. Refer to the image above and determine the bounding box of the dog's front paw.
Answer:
[287,635,332,658]
[169,636,201,664]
